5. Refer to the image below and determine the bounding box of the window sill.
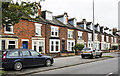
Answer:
[50,51,60,53]
[35,35,41,37]
[51,35,59,37]
[4,32,14,34]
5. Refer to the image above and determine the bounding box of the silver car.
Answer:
[81,48,102,58]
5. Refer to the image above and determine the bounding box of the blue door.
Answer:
[23,41,28,49]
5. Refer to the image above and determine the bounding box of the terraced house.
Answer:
[0,3,120,55]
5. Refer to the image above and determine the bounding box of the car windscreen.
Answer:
[83,48,91,50]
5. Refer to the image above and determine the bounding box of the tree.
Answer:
[2,1,39,27]
[74,44,84,55]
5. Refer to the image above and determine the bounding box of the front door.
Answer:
[23,41,28,49]
[62,40,65,53]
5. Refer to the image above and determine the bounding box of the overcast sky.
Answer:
[14,0,120,29]
[38,0,119,29]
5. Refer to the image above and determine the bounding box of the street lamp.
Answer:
[93,0,95,50]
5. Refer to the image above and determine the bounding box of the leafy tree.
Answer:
[74,44,84,55]
[2,1,39,27]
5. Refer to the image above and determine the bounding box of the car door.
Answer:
[20,50,34,67]
[29,50,45,66]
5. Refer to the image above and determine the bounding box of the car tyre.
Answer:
[99,53,102,58]
[81,55,85,59]
[45,59,51,67]
[14,62,22,71]
[90,55,94,59]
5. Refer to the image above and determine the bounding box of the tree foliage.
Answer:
[74,44,84,51]
[2,1,39,27]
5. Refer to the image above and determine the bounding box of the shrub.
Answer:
[74,44,84,52]
[112,46,118,50]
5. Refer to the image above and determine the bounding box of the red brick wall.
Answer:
[83,32,88,47]
[60,27,67,51]
[1,19,45,49]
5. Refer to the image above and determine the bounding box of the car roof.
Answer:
[1,49,31,52]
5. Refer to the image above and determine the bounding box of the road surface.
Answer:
[32,57,119,75]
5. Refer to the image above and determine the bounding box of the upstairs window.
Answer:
[4,24,13,34]
[106,36,109,42]
[51,26,59,37]
[102,35,104,42]
[111,37,113,43]
[35,23,42,36]
[68,30,73,38]
[95,34,98,41]
[78,31,82,39]
[88,33,92,40]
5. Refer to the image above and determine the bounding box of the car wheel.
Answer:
[99,55,102,58]
[45,59,51,67]
[14,62,22,71]
[81,55,85,58]
[90,55,93,59]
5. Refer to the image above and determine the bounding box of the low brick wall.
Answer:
[102,50,120,53]
[60,53,75,57]
[110,50,119,52]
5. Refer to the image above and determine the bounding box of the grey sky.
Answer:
[39,0,119,29]
[14,0,119,29]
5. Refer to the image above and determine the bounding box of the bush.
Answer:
[112,46,118,50]
[74,44,84,55]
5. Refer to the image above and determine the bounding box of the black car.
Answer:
[2,49,54,70]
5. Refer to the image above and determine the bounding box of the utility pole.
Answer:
[93,0,95,50]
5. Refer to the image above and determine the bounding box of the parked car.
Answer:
[81,48,102,59]
[2,49,54,70]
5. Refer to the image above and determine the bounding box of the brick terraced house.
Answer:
[0,3,120,55]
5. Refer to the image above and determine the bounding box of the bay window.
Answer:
[8,41,16,49]
[50,39,60,53]
[67,40,75,51]
[32,40,44,53]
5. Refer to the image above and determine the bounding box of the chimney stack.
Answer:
[38,2,42,16]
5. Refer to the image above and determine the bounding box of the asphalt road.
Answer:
[32,57,119,75]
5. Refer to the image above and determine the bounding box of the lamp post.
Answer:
[93,0,95,50]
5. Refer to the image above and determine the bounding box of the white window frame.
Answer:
[51,26,59,37]
[32,40,45,53]
[4,25,14,34]
[8,40,16,49]
[106,36,109,42]
[50,39,60,53]
[114,38,117,43]
[67,40,75,51]
[35,23,42,36]
[95,34,98,41]
[111,37,113,43]
[78,31,83,40]
[68,30,73,38]
[102,35,104,42]
[88,33,92,40]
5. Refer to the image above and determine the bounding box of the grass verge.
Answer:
[102,56,114,58]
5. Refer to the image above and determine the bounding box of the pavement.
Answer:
[2,52,119,75]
